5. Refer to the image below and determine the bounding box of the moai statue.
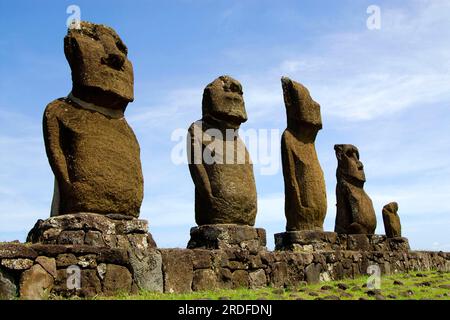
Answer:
[382,202,402,238]
[280,77,327,231]
[43,22,143,217]
[334,144,376,234]
[29,22,160,294]
[187,76,257,226]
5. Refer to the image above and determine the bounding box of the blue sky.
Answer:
[1,0,449,250]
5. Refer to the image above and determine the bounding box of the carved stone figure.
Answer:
[43,22,143,217]
[187,75,257,226]
[382,202,402,238]
[280,77,327,231]
[334,144,376,234]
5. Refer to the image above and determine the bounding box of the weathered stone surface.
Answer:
[334,144,376,234]
[280,77,327,231]
[249,269,267,289]
[43,21,142,217]
[116,219,148,234]
[192,250,213,269]
[29,244,69,257]
[103,264,132,296]
[27,213,150,244]
[275,231,342,252]
[347,234,371,251]
[84,231,106,247]
[0,243,37,259]
[78,254,98,268]
[0,268,17,299]
[187,75,257,226]
[269,262,288,288]
[94,248,129,265]
[388,237,410,251]
[58,230,85,245]
[129,249,163,292]
[192,269,218,291]
[20,264,54,300]
[1,258,34,270]
[305,263,322,284]
[275,231,408,253]
[56,253,78,267]
[188,224,266,250]
[161,249,193,293]
[80,269,103,297]
[231,270,249,288]
[382,202,402,238]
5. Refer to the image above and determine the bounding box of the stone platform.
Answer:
[0,242,132,299]
[25,213,162,294]
[2,221,449,299]
[275,231,410,252]
[1,242,449,298]
[187,224,266,252]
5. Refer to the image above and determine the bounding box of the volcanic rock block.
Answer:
[0,268,17,299]
[334,144,376,234]
[280,77,327,231]
[382,202,402,238]
[187,75,257,226]
[1,258,34,271]
[161,249,194,293]
[43,21,143,217]
[26,213,159,291]
[188,224,267,252]
[103,264,133,296]
[20,264,54,300]
[275,230,343,252]
[275,232,410,252]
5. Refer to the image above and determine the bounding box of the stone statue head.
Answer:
[281,77,322,131]
[334,144,366,183]
[202,75,247,128]
[64,21,133,108]
[383,202,398,214]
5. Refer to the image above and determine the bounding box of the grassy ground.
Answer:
[108,270,450,301]
[3,241,447,301]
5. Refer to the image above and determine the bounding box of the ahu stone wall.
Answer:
[159,247,450,294]
[1,240,450,299]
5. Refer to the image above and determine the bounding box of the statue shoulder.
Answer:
[43,98,73,119]
[188,120,203,134]
[281,128,296,147]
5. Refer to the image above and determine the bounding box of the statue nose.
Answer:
[102,53,125,70]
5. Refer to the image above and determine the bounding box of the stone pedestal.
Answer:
[275,231,342,252]
[26,213,163,293]
[187,224,267,252]
[275,231,410,252]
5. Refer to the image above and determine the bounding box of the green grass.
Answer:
[108,270,450,301]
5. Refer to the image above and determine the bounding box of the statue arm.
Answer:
[187,124,213,199]
[281,131,302,206]
[43,104,71,186]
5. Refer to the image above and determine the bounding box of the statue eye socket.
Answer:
[346,150,354,157]
[229,83,242,94]
[116,40,128,55]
